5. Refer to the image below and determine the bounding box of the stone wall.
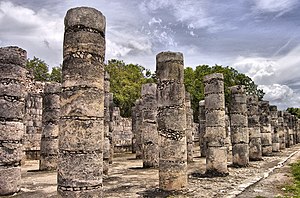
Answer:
[112,107,133,153]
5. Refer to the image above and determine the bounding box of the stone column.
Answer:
[133,99,143,159]
[185,92,194,163]
[108,93,114,164]
[270,105,280,152]
[131,105,137,153]
[40,82,61,171]
[204,73,228,176]
[225,107,232,162]
[247,95,262,160]
[0,46,27,195]
[277,111,286,150]
[58,7,105,197]
[198,100,207,157]
[24,81,44,160]
[103,71,110,175]
[137,100,143,159]
[291,115,296,145]
[229,85,249,167]
[156,51,187,190]
[259,101,272,156]
[141,83,158,168]
[296,118,300,144]
[283,112,290,148]
[283,112,292,147]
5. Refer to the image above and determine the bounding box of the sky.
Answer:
[1,0,300,109]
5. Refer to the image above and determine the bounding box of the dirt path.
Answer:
[237,148,300,198]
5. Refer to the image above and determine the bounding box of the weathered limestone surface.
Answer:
[204,73,228,176]
[290,115,296,146]
[103,71,110,175]
[198,100,207,157]
[156,51,187,190]
[225,108,232,162]
[247,95,262,161]
[141,83,158,168]
[229,85,249,167]
[277,111,286,150]
[270,105,280,152]
[259,101,272,156]
[133,99,143,159]
[112,107,132,153]
[296,118,300,144]
[185,92,194,163]
[39,82,61,171]
[297,119,300,144]
[58,7,105,197]
[0,46,27,195]
[283,112,292,148]
[23,81,44,160]
[131,105,137,153]
[108,93,114,164]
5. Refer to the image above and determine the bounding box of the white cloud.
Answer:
[233,57,278,85]
[253,0,298,15]
[140,0,216,31]
[106,27,153,60]
[0,1,63,67]
[232,45,300,109]
[259,84,293,101]
[148,17,162,26]
[258,84,300,109]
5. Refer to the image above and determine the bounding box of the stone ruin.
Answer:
[204,73,228,176]
[1,6,300,198]
[112,108,132,153]
[141,83,158,168]
[39,82,61,171]
[259,101,273,156]
[229,85,249,167]
[57,7,106,197]
[0,46,27,195]
[198,100,207,157]
[156,51,188,190]
[23,80,44,160]
[185,91,194,163]
[247,95,262,161]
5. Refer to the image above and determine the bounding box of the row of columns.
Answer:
[2,6,300,197]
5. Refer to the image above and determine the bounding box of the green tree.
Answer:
[49,65,62,83]
[184,65,265,121]
[105,59,155,117]
[26,56,50,81]
[287,107,300,119]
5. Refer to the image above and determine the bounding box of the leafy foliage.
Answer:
[26,56,49,81]
[105,59,155,117]
[26,57,62,83]
[184,65,265,121]
[26,57,264,120]
[49,65,62,83]
[287,108,300,119]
